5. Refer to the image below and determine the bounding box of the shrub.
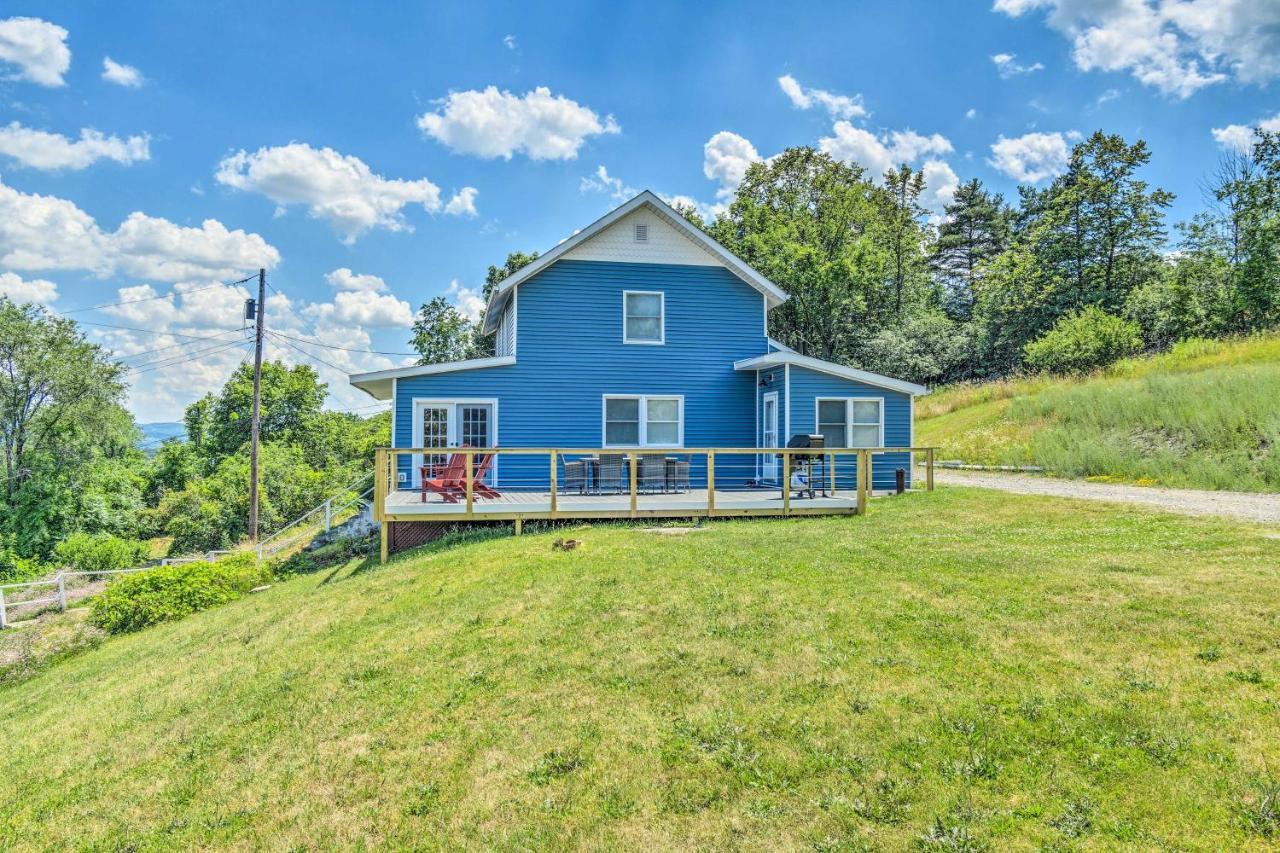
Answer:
[0,533,42,583]
[88,553,269,634]
[1023,307,1143,375]
[53,532,149,574]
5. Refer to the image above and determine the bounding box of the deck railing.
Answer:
[373,446,936,560]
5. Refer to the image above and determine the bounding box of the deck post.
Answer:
[549,450,558,518]
[706,450,716,516]
[514,517,523,536]
[379,522,388,564]
[856,450,868,515]
[465,450,474,515]
[926,448,935,492]
[374,449,387,522]
[830,452,837,495]
[629,455,638,518]
[782,451,791,515]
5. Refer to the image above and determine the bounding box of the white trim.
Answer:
[410,398,499,487]
[784,364,791,442]
[622,290,665,345]
[482,191,788,334]
[512,286,518,357]
[349,355,516,400]
[390,377,398,447]
[601,394,685,448]
[733,351,929,397]
[767,336,796,354]
[814,397,884,449]
[762,390,779,482]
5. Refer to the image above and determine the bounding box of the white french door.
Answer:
[412,399,497,485]
[761,392,779,482]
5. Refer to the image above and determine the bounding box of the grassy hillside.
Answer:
[3,491,1279,848]
[918,335,1280,491]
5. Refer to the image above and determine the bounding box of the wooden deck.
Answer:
[382,487,875,520]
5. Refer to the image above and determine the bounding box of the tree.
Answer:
[202,361,326,459]
[469,251,539,357]
[0,300,140,555]
[930,178,1011,320]
[1212,131,1280,331]
[411,297,474,366]
[710,147,889,360]
[880,164,932,320]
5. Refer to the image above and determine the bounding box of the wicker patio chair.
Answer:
[562,459,587,495]
[596,453,625,494]
[640,454,667,493]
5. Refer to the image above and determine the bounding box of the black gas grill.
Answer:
[779,434,827,498]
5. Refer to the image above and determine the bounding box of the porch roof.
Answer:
[349,355,517,400]
[733,352,930,397]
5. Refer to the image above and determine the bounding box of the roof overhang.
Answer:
[348,355,516,400]
[482,190,789,333]
[734,352,930,397]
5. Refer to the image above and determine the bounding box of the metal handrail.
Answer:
[255,471,374,557]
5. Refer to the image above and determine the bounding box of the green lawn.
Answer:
[918,335,1280,491]
[2,488,1279,849]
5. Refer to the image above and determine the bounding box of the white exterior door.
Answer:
[762,392,779,482]
[412,400,497,486]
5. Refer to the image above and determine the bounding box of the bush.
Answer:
[1023,307,1143,375]
[0,533,42,583]
[859,311,972,386]
[53,532,149,574]
[88,553,269,634]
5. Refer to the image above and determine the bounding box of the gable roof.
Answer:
[733,351,930,397]
[481,190,788,333]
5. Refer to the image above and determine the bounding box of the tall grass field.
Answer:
[918,334,1280,491]
[2,490,1279,848]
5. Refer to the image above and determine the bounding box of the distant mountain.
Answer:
[138,422,186,449]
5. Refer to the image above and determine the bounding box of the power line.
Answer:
[267,330,350,374]
[128,340,251,375]
[117,329,249,361]
[55,275,258,315]
[125,338,252,372]
[267,329,418,357]
[77,319,248,343]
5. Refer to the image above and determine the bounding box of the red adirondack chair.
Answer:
[420,447,501,503]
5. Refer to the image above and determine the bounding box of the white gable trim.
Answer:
[733,351,930,397]
[482,190,788,333]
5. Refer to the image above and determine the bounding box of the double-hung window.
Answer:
[603,395,683,447]
[623,291,664,344]
[815,398,883,448]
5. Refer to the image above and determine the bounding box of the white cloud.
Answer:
[325,267,388,293]
[0,17,70,87]
[0,122,150,170]
[965,108,977,119]
[921,159,961,213]
[1095,87,1122,106]
[416,85,620,160]
[101,57,143,87]
[777,74,867,120]
[444,186,479,217]
[447,279,486,321]
[0,175,278,280]
[994,0,1280,98]
[305,290,414,328]
[819,122,953,178]
[503,34,517,50]
[1212,113,1280,154]
[215,142,471,242]
[988,131,1072,182]
[0,270,57,303]
[580,164,636,201]
[991,52,1045,77]
[704,131,763,200]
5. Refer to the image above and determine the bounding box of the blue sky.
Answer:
[0,0,1276,421]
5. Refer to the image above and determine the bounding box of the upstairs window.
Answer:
[623,291,664,344]
[603,395,683,447]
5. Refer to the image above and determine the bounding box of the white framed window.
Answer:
[814,397,883,448]
[623,290,664,344]
[602,394,683,447]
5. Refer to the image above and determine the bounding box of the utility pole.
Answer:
[248,268,266,542]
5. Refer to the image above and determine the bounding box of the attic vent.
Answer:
[633,223,648,242]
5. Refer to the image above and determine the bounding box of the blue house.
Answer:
[351,191,928,536]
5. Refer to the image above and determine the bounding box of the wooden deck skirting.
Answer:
[373,446,936,562]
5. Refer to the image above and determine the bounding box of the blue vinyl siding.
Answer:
[395,260,766,488]
[787,365,913,490]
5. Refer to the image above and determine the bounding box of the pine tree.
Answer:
[930,178,1011,320]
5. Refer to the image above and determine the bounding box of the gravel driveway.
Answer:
[928,468,1280,525]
